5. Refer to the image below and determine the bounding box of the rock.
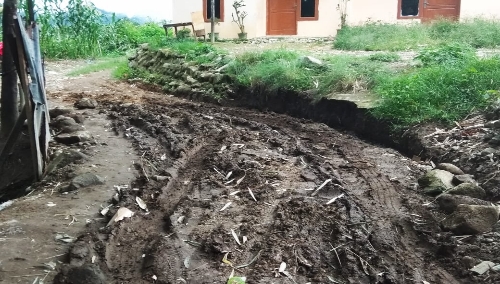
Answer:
[301,56,323,67]
[186,75,197,84]
[481,148,497,156]
[489,135,500,146]
[436,163,465,175]
[54,131,93,145]
[52,116,78,129]
[452,174,478,186]
[53,264,106,284]
[492,264,500,272]
[60,124,85,134]
[441,205,499,235]
[447,183,486,199]
[470,261,496,275]
[64,173,105,192]
[418,169,454,196]
[67,113,85,124]
[49,107,72,118]
[461,256,477,269]
[436,194,491,214]
[176,84,192,94]
[45,150,89,175]
[74,98,98,109]
[300,171,317,182]
[484,120,500,129]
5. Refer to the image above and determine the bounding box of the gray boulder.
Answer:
[447,183,486,199]
[436,194,491,214]
[74,98,98,109]
[49,107,72,119]
[436,163,465,175]
[441,205,499,235]
[301,56,323,67]
[54,131,93,145]
[418,169,454,196]
[63,173,105,192]
[452,174,478,186]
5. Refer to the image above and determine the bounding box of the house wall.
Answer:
[172,0,500,39]
[172,0,339,39]
[460,0,500,19]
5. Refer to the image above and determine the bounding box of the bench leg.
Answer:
[174,26,178,37]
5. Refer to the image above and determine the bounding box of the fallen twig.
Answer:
[311,179,332,197]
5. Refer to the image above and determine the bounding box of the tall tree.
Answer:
[0,0,19,139]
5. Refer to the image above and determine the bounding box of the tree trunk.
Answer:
[0,0,19,139]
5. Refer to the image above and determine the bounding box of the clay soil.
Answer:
[2,59,500,284]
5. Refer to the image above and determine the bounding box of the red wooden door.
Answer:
[267,0,297,35]
[422,0,461,22]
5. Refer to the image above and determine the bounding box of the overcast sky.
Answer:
[92,0,172,20]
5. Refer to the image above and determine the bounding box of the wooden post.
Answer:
[210,0,215,43]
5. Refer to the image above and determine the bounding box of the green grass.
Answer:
[334,18,500,51]
[369,52,401,62]
[67,56,127,76]
[373,55,500,127]
[226,49,395,95]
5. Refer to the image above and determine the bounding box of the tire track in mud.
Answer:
[74,90,464,283]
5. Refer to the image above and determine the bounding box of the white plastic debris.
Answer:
[231,229,242,245]
[136,196,147,211]
[279,262,287,273]
[326,193,345,205]
[107,207,134,226]
[47,202,57,207]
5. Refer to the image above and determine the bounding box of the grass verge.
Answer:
[67,56,127,77]
[334,18,500,51]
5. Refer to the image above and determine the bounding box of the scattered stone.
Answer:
[53,264,106,284]
[492,264,500,272]
[447,183,486,199]
[49,107,72,118]
[452,174,478,186]
[300,171,317,182]
[489,135,500,146]
[461,256,477,269]
[436,194,491,214]
[481,148,497,156]
[54,131,93,145]
[67,113,85,124]
[441,205,499,235]
[63,173,105,192]
[484,120,500,129]
[300,55,323,67]
[436,163,465,175]
[469,261,496,275]
[418,169,454,196]
[52,116,78,129]
[45,150,89,175]
[74,98,98,109]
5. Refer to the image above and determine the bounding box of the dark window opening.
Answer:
[401,0,419,17]
[301,0,316,18]
[206,0,221,20]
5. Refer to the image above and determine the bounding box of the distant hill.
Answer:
[97,8,153,24]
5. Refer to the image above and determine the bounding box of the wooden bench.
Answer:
[163,22,195,37]
[163,12,207,41]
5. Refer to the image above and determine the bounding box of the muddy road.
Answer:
[41,71,472,284]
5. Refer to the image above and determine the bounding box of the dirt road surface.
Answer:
[0,58,491,283]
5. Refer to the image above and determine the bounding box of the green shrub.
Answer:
[415,43,476,67]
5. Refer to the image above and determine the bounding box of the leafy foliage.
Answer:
[36,0,168,58]
[415,43,476,67]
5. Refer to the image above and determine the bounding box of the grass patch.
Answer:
[369,52,401,62]
[227,49,395,95]
[373,46,500,127]
[334,18,500,51]
[67,56,127,76]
